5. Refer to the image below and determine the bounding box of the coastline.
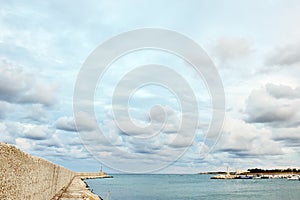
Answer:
[209,171,300,179]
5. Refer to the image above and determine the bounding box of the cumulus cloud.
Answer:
[30,137,93,163]
[0,120,93,167]
[22,124,53,140]
[71,104,201,172]
[2,0,300,172]
[55,116,77,132]
[112,104,198,151]
[216,118,283,157]
[20,84,58,106]
[0,59,58,106]
[37,134,62,148]
[56,112,98,132]
[266,83,300,99]
[0,122,53,141]
[213,36,253,62]
[115,105,181,137]
[265,42,300,66]
[246,84,300,126]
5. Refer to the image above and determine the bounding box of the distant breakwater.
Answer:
[0,142,74,199]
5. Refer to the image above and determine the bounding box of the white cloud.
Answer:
[56,112,100,133]
[246,83,300,126]
[266,83,300,99]
[0,59,58,106]
[0,122,53,141]
[1,0,300,172]
[22,124,53,140]
[55,116,77,132]
[216,118,283,157]
[265,41,300,66]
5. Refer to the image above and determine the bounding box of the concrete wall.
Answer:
[0,142,74,200]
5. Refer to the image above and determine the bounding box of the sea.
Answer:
[85,174,300,200]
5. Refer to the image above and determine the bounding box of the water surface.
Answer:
[85,174,300,200]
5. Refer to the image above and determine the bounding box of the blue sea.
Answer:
[85,174,300,200]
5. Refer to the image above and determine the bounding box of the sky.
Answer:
[1,0,300,173]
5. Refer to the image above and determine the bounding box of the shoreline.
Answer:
[199,172,300,175]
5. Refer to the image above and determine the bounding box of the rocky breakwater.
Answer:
[0,142,74,199]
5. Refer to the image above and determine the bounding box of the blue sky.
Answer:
[1,0,300,173]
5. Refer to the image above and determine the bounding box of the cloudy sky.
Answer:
[1,0,300,173]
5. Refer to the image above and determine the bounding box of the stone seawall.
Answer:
[0,142,75,200]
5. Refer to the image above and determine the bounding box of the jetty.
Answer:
[52,171,113,200]
[52,173,112,200]
[0,142,112,200]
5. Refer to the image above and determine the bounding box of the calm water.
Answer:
[85,174,300,200]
